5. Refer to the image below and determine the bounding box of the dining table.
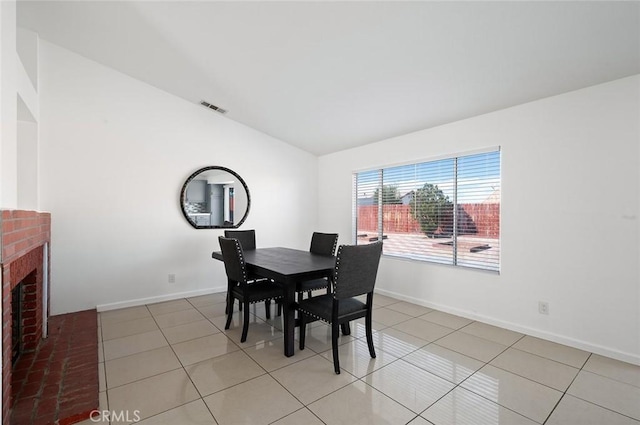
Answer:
[212,247,336,357]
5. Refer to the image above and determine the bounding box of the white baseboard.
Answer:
[96,286,227,312]
[375,288,640,366]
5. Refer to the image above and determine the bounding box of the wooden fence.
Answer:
[357,204,500,237]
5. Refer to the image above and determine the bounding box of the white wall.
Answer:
[38,40,319,314]
[1,0,18,208]
[318,75,640,364]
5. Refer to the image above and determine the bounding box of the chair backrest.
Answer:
[310,232,339,256]
[224,229,256,250]
[333,241,383,300]
[218,237,248,285]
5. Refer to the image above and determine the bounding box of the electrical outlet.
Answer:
[538,301,549,315]
[168,274,176,284]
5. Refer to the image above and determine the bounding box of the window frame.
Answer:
[352,147,501,273]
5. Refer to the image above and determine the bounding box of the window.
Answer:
[353,149,501,272]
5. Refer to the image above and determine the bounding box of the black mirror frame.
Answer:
[180,166,251,229]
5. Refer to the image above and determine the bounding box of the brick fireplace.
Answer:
[1,210,51,425]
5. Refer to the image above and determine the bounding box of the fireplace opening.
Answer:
[11,283,23,365]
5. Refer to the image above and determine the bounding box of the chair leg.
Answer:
[332,322,341,374]
[365,311,376,358]
[341,323,351,335]
[241,301,250,342]
[224,295,234,330]
[264,300,271,320]
[299,313,307,350]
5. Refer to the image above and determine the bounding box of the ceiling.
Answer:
[17,1,640,156]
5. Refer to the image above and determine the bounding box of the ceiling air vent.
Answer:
[200,100,227,114]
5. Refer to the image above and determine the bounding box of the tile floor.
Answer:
[83,293,640,424]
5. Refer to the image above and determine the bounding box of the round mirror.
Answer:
[180,166,251,229]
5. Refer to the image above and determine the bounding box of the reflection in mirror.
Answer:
[180,166,250,229]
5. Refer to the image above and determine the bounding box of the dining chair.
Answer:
[296,232,339,300]
[218,237,285,343]
[297,241,383,374]
[222,229,278,319]
[223,229,257,250]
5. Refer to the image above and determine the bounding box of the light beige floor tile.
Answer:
[567,370,640,420]
[203,374,303,425]
[371,307,414,326]
[186,350,266,396]
[154,308,205,329]
[249,301,282,322]
[319,339,398,378]
[546,394,640,425]
[100,390,108,411]
[99,362,106,392]
[393,318,455,342]
[101,316,159,341]
[100,306,151,325]
[308,380,416,425]
[460,365,563,423]
[385,301,434,317]
[187,292,226,308]
[261,314,284,331]
[459,321,524,346]
[298,322,355,353]
[147,298,194,316]
[196,303,231,320]
[419,311,474,330]
[208,309,259,331]
[172,333,240,366]
[98,340,104,363]
[338,319,374,339]
[436,331,507,362]
[490,348,579,391]
[243,336,315,372]
[105,346,182,388]
[371,327,429,357]
[161,319,219,344]
[271,408,324,425]
[512,336,590,368]
[583,354,640,388]
[220,318,283,347]
[408,417,432,425]
[103,330,168,361]
[108,369,200,423]
[372,294,401,307]
[365,359,455,413]
[404,343,484,384]
[422,386,538,425]
[271,355,357,404]
[352,316,389,332]
[136,399,217,425]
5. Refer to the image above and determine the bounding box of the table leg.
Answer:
[283,279,296,357]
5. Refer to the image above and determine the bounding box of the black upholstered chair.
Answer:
[298,241,383,374]
[219,237,285,343]
[222,229,277,318]
[296,232,338,300]
[224,229,257,250]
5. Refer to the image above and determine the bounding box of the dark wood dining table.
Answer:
[212,247,335,357]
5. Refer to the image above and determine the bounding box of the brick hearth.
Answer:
[2,210,99,425]
[10,310,98,425]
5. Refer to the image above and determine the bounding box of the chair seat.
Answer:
[297,278,330,293]
[298,294,366,322]
[231,281,283,304]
